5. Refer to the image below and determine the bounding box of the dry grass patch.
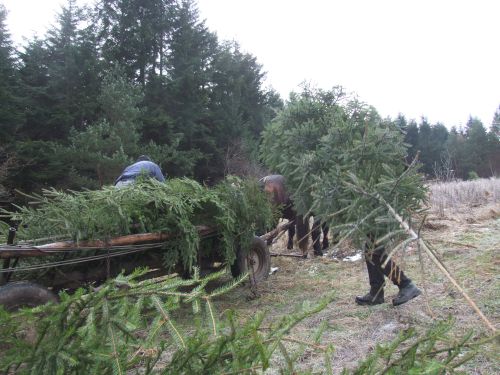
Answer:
[428,177,500,217]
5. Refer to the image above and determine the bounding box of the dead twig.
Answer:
[380,195,497,333]
[429,239,478,249]
[270,252,305,258]
[221,365,263,375]
[416,215,436,318]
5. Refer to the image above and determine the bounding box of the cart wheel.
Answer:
[0,282,59,312]
[231,236,270,284]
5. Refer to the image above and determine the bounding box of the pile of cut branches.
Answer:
[0,176,274,271]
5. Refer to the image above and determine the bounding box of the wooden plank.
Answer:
[259,221,293,243]
[0,225,216,259]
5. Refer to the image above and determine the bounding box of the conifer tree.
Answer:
[486,107,500,176]
[491,105,500,138]
[17,39,53,141]
[0,4,22,144]
[57,67,142,188]
[164,0,217,180]
[43,0,101,138]
[260,87,426,246]
[95,0,172,85]
[446,126,467,179]
[464,117,490,178]
[402,118,419,163]
[206,42,275,176]
[417,118,433,176]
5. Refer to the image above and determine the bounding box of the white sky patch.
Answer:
[2,0,66,44]
[2,0,499,129]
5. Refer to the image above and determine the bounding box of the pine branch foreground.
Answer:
[0,269,495,374]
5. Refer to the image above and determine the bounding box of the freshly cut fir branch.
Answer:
[0,269,492,374]
[0,268,337,374]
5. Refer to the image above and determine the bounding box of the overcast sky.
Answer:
[2,0,499,129]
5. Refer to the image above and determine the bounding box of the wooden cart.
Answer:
[0,226,271,311]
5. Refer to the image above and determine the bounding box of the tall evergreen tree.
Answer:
[164,0,217,179]
[491,105,500,138]
[428,123,449,177]
[57,67,142,188]
[17,38,53,140]
[464,117,490,177]
[0,4,22,143]
[412,119,449,177]
[0,4,22,201]
[403,119,419,163]
[486,106,500,176]
[44,0,100,138]
[18,0,100,142]
[96,0,172,84]
[141,75,173,144]
[417,118,433,176]
[207,42,272,173]
[446,126,467,179]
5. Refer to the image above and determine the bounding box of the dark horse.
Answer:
[259,175,329,256]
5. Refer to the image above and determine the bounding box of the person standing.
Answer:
[114,155,165,187]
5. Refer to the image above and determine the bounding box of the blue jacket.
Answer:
[115,161,165,185]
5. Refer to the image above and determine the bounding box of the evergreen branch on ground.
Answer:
[0,269,492,374]
[0,269,335,374]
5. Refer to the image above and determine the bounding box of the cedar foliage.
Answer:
[0,176,274,270]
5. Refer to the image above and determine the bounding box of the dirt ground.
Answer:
[214,202,500,374]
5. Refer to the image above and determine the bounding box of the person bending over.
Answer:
[114,155,165,187]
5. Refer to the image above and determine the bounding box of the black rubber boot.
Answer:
[355,288,384,306]
[392,282,422,306]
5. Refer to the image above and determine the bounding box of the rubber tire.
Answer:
[0,282,59,312]
[231,236,271,284]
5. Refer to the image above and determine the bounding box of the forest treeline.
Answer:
[0,0,283,198]
[0,0,499,205]
[400,115,499,180]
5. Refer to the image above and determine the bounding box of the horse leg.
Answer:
[296,214,309,257]
[312,219,323,256]
[322,222,329,250]
[287,220,295,250]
